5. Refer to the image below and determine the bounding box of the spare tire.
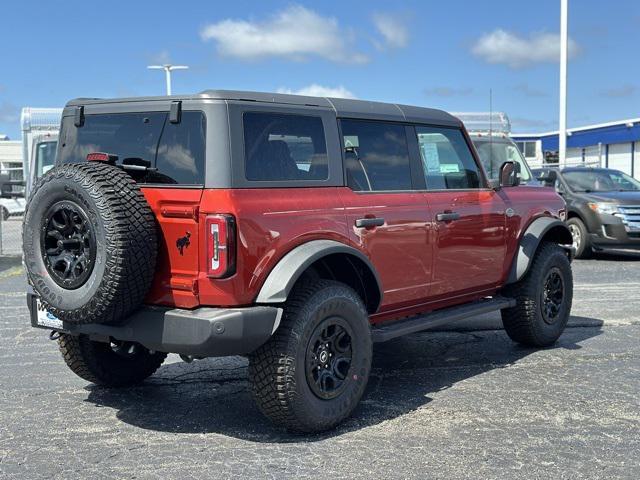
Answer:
[23,162,157,325]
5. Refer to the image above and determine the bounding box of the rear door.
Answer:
[413,125,507,298]
[56,107,206,308]
[338,119,434,314]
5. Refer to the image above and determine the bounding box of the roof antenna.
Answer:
[489,88,493,176]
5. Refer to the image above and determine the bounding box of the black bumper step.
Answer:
[371,296,516,343]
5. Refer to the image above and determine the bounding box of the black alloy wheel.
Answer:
[41,201,96,289]
[541,267,565,324]
[305,318,354,400]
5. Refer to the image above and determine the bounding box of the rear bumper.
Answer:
[27,291,282,357]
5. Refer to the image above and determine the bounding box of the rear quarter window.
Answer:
[57,111,205,185]
[243,112,328,181]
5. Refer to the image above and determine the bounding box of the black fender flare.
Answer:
[255,239,383,311]
[506,217,573,284]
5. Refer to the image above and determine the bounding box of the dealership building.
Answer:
[512,118,640,179]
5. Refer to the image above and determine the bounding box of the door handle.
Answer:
[355,217,385,228]
[436,212,460,222]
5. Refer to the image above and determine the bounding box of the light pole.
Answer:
[147,64,189,96]
[559,0,569,166]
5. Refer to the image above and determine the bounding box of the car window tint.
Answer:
[415,126,481,190]
[243,112,328,181]
[57,112,206,185]
[340,120,412,191]
[153,112,206,185]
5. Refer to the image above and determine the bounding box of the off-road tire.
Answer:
[501,242,573,347]
[567,217,591,259]
[248,280,372,433]
[58,333,167,387]
[23,162,157,325]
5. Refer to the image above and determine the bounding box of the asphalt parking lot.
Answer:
[1,252,639,479]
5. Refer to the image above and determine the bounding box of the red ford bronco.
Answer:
[24,91,573,432]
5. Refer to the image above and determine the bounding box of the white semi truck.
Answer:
[21,107,63,196]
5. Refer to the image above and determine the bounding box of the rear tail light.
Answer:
[205,215,236,278]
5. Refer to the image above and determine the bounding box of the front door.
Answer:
[413,125,507,298]
[339,119,434,314]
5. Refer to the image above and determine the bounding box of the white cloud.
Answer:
[150,50,171,65]
[276,84,356,99]
[200,5,368,63]
[600,84,637,98]
[372,13,409,49]
[513,83,548,97]
[471,29,580,68]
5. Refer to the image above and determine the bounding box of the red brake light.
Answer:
[87,152,118,163]
[205,215,236,278]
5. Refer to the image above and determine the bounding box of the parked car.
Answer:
[0,173,26,219]
[0,196,26,220]
[533,167,640,258]
[24,91,573,432]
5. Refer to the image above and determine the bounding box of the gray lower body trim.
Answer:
[27,292,282,357]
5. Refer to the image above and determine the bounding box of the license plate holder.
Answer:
[33,298,64,330]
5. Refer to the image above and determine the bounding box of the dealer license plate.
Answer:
[34,299,63,329]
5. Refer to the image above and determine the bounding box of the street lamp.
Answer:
[147,64,189,96]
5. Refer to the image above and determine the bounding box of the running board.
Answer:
[371,296,516,343]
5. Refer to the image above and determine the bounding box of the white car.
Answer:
[0,197,26,220]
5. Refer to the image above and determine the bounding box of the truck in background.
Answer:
[453,112,538,185]
[21,108,63,196]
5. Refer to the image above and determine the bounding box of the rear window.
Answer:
[243,112,328,181]
[57,111,206,185]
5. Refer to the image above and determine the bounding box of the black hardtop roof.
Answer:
[65,90,462,127]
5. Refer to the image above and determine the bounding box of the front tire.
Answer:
[248,280,372,433]
[501,242,573,347]
[567,217,591,259]
[58,334,167,387]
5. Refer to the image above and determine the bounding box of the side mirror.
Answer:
[537,170,557,186]
[500,161,520,187]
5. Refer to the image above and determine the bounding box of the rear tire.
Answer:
[248,280,372,433]
[1,207,9,221]
[567,217,591,259]
[58,333,167,387]
[501,242,573,347]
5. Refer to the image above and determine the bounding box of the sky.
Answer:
[1,0,639,139]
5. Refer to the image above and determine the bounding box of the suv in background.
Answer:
[533,167,640,258]
[24,91,573,432]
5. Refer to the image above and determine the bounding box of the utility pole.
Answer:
[147,64,189,96]
[559,0,569,166]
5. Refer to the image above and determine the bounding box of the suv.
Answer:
[24,91,573,432]
[533,167,640,258]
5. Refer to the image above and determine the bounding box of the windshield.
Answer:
[563,170,640,192]
[472,139,532,182]
[35,141,58,178]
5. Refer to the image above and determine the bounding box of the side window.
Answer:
[154,112,206,185]
[415,126,481,190]
[243,112,328,181]
[340,120,412,191]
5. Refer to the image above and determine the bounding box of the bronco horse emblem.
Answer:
[176,232,191,255]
